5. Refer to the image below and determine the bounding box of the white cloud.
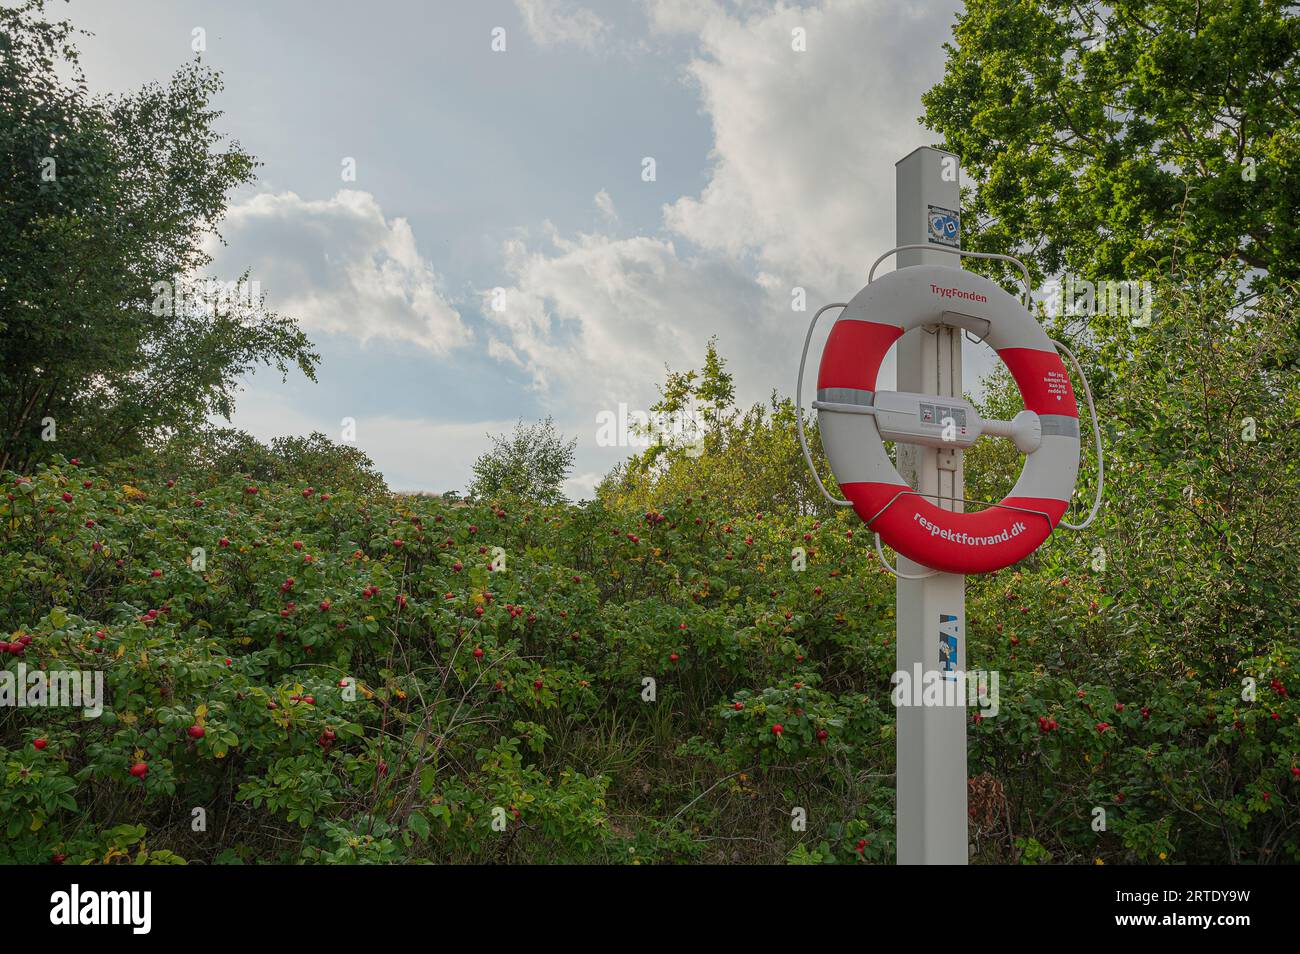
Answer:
[207,190,471,356]
[593,188,618,222]
[514,0,611,49]
[482,0,962,425]
[565,470,603,500]
[652,0,957,294]
[478,224,846,502]
[644,0,717,35]
[482,230,773,412]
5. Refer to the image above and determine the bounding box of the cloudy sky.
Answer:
[65,0,971,495]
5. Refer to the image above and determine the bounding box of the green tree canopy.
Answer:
[468,416,576,504]
[922,0,1300,295]
[138,427,388,497]
[0,0,318,472]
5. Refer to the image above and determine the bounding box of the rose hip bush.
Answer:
[0,456,1295,864]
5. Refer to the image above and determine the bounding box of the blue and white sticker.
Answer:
[939,613,959,680]
[927,204,960,248]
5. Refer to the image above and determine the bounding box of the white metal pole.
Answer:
[893,147,968,865]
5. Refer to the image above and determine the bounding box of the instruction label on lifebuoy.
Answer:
[1043,368,1071,403]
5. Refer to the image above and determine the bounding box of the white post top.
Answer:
[895,147,961,270]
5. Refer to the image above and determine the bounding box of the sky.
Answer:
[60,0,978,496]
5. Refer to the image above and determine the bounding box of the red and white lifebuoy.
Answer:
[815,263,1080,574]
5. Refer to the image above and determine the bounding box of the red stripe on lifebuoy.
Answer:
[841,482,1069,575]
[816,320,902,391]
[996,348,1078,416]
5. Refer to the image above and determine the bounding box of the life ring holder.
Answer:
[796,246,1102,577]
